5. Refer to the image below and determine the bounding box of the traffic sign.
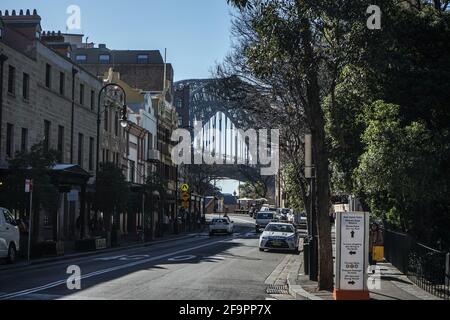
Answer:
[181,192,190,202]
[25,179,33,193]
[180,184,189,192]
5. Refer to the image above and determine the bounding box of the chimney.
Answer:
[98,43,107,49]
[0,8,42,40]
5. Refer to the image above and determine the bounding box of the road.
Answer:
[0,214,295,300]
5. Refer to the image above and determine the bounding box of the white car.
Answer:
[0,207,20,263]
[255,211,277,232]
[259,223,299,253]
[209,217,234,236]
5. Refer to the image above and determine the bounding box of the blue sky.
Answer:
[1,0,235,81]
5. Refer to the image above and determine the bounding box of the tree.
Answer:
[0,142,60,243]
[94,163,129,246]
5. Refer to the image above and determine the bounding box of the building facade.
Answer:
[0,10,107,246]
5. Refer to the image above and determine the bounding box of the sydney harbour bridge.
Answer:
[174,79,277,192]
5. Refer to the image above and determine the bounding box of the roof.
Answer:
[71,48,164,64]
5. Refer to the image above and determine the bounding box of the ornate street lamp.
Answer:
[96,83,128,177]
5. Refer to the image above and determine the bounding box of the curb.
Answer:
[286,270,324,300]
[0,233,197,272]
[285,250,324,301]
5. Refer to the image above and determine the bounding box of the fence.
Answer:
[384,229,450,300]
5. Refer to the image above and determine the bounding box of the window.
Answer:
[6,123,13,157]
[79,84,84,105]
[148,133,153,151]
[178,116,183,127]
[99,54,110,64]
[59,72,65,95]
[22,73,29,100]
[89,137,94,171]
[130,161,135,183]
[7,65,15,94]
[45,63,51,88]
[114,111,118,136]
[76,55,87,63]
[176,99,182,109]
[104,109,109,132]
[44,120,51,152]
[21,128,28,153]
[90,90,95,110]
[78,133,84,167]
[137,54,149,64]
[58,126,64,162]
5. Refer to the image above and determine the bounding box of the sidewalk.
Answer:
[284,241,441,300]
[0,230,202,272]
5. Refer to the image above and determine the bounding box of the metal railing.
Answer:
[384,229,450,300]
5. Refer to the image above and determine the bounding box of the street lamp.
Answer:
[96,83,128,177]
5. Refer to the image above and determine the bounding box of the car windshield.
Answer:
[212,219,228,224]
[266,224,295,233]
[281,209,290,214]
[257,212,274,219]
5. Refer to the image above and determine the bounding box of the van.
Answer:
[0,208,20,263]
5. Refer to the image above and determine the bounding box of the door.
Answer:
[0,209,8,257]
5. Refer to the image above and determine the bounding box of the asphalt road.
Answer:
[0,214,292,300]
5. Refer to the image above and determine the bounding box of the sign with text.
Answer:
[336,212,369,292]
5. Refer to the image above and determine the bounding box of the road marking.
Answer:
[231,217,255,224]
[168,255,196,262]
[0,236,235,300]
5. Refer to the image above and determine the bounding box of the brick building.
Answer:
[0,10,125,249]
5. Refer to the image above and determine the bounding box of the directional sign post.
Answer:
[334,211,370,300]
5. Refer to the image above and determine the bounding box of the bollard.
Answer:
[303,242,310,275]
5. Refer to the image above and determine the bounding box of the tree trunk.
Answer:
[299,15,334,290]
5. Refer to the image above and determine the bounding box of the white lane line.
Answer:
[232,217,255,224]
[0,236,234,300]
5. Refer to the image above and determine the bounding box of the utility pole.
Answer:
[305,133,318,281]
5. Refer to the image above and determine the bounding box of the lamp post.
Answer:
[96,83,128,177]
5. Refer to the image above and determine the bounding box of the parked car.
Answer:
[255,211,277,232]
[0,207,20,263]
[209,218,234,236]
[259,222,300,253]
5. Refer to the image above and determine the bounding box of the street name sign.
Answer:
[334,211,370,300]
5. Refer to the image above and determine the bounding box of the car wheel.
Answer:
[209,232,213,237]
[7,243,17,264]
[259,248,264,252]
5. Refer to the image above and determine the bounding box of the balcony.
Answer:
[147,149,161,163]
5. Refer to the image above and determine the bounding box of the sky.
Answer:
[1,0,235,81]
[1,0,240,193]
